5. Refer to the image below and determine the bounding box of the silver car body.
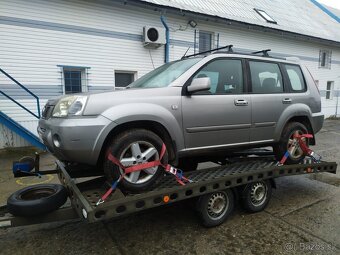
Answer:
[38,54,323,165]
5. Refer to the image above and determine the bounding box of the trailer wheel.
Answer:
[7,184,68,217]
[240,180,272,213]
[196,189,235,228]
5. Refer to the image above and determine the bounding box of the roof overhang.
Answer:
[118,0,340,48]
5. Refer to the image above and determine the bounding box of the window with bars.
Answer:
[319,50,332,69]
[199,31,213,53]
[63,68,87,94]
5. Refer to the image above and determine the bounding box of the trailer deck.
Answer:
[0,155,336,228]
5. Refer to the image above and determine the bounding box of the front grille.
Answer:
[42,105,54,119]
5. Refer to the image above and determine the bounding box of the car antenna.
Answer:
[182,47,191,59]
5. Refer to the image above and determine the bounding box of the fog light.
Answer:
[52,134,61,148]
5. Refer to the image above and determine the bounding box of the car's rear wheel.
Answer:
[103,129,168,193]
[274,122,309,164]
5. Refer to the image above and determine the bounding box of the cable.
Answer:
[149,49,155,69]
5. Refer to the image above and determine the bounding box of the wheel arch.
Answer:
[97,120,178,168]
[274,105,315,145]
[281,116,315,145]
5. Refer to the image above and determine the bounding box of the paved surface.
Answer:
[0,120,339,255]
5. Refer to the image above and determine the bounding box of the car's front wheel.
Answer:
[274,122,309,164]
[103,129,168,193]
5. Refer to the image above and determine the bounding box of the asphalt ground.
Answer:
[0,120,339,255]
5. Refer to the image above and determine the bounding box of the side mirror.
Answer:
[187,77,211,94]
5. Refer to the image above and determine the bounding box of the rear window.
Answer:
[284,64,306,92]
[249,61,283,93]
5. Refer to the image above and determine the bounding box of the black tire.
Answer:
[176,158,198,171]
[7,184,68,217]
[273,122,309,164]
[240,180,272,213]
[196,189,235,228]
[103,129,168,193]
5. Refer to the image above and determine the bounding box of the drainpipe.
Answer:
[160,15,170,63]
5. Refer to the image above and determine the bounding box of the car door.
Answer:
[248,60,290,142]
[181,58,251,149]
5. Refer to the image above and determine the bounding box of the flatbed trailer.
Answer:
[0,156,337,228]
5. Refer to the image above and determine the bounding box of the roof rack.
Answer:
[182,45,233,59]
[182,46,287,60]
[252,49,271,57]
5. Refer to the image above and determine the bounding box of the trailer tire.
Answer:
[7,184,68,217]
[240,180,272,213]
[196,189,234,228]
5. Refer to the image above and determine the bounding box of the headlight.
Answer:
[52,95,88,117]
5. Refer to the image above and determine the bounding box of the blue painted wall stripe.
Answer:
[310,0,340,23]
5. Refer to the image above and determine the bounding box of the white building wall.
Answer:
[0,0,339,148]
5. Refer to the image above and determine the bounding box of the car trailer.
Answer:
[0,153,337,229]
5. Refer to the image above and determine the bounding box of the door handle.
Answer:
[234,99,248,106]
[282,98,292,104]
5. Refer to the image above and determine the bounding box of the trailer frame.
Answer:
[0,156,337,228]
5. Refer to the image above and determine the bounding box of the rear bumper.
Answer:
[311,112,324,134]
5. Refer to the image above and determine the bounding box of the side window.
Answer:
[192,59,243,95]
[249,61,283,93]
[284,64,306,92]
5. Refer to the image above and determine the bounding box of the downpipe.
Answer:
[160,15,170,63]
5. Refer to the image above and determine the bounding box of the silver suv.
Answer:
[38,51,323,192]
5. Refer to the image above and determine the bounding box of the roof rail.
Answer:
[252,49,271,57]
[182,45,233,59]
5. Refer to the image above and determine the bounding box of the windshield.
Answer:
[128,58,201,88]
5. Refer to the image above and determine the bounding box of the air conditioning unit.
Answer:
[143,26,166,48]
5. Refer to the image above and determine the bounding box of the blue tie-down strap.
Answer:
[175,169,184,179]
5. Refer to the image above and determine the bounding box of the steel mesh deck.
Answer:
[57,158,337,222]
[152,160,276,190]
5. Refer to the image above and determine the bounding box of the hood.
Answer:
[83,87,180,116]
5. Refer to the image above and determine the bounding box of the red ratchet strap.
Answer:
[294,133,313,154]
[107,143,167,174]
[278,133,320,166]
[96,143,192,206]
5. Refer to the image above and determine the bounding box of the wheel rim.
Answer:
[287,130,307,159]
[250,182,267,206]
[207,192,229,220]
[19,188,56,200]
[118,141,159,184]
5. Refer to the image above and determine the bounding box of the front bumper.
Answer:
[38,115,112,165]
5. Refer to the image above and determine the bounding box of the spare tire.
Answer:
[7,184,68,217]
